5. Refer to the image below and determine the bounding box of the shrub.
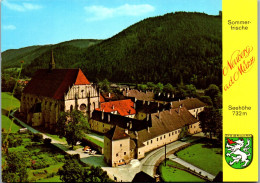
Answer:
[32,133,43,142]
[44,138,52,145]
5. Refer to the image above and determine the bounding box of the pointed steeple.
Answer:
[49,49,55,71]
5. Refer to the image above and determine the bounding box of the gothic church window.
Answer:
[80,104,87,111]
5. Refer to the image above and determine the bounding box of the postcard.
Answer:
[1,0,258,182]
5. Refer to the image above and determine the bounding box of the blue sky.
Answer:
[1,0,222,51]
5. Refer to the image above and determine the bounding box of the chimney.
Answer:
[167,93,170,98]
[135,98,137,102]
[178,107,181,115]
[125,129,128,134]
[170,102,173,107]
[108,93,111,98]
[129,121,132,129]
[148,101,150,105]
[102,109,104,120]
[157,102,160,107]
[158,92,161,96]
[147,126,150,133]
[179,99,180,102]
[108,114,110,122]
[143,100,145,105]
[172,94,174,98]
[112,105,114,110]
[157,110,160,119]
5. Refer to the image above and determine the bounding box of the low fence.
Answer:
[81,137,104,154]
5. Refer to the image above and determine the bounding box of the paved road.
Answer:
[102,141,191,182]
[141,141,188,177]
[168,154,215,181]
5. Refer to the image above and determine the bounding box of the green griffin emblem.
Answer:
[225,134,253,169]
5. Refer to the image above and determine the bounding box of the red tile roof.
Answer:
[96,99,136,116]
[23,69,90,100]
[74,69,90,85]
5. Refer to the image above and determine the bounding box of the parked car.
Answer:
[83,146,90,151]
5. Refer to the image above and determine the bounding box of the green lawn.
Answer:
[1,92,20,111]
[36,175,61,182]
[176,143,222,176]
[28,163,64,182]
[2,115,21,133]
[84,135,104,148]
[159,160,205,182]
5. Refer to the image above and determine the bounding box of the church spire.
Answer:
[49,49,55,71]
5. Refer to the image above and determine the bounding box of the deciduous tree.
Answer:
[57,110,90,149]
[198,107,222,140]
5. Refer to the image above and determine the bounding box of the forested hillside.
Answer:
[1,39,102,69]
[2,12,222,89]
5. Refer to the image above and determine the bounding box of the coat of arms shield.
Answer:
[225,134,253,169]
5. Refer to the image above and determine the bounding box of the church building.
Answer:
[20,52,100,129]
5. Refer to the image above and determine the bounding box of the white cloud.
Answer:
[23,3,42,10]
[84,4,155,21]
[2,0,42,12]
[3,25,16,30]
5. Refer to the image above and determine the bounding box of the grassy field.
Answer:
[176,143,222,175]
[2,92,20,111]
[84,135,104,148]
[159,160,205,182]
[36,175,61,182]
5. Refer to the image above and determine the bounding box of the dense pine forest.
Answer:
[2,12,222,89]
